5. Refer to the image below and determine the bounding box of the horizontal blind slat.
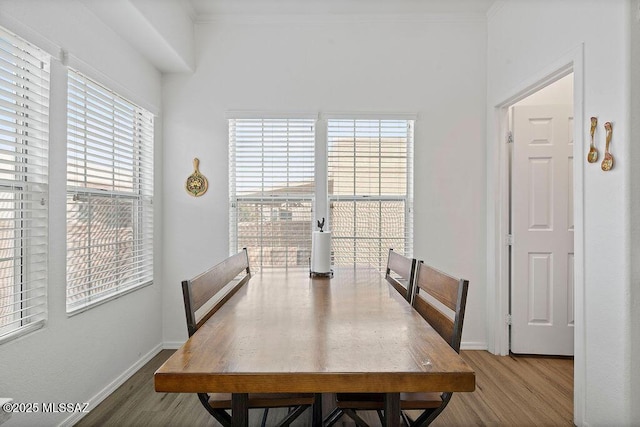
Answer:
[0,33,50,71]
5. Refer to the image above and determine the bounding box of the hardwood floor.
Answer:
[75,350,573,427]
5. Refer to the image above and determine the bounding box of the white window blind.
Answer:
[66,69,154,314]
[328,119,413,271]
[0,27,49,344]
[229,118,315,268]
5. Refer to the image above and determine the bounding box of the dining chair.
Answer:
[385,248,418,302]
[181,248,316,427]
[400,261,469,426]
[324,260,469,427]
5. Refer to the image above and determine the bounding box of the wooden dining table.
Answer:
[154,266,475,427]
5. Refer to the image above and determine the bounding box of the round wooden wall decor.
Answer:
[186,158,208,197]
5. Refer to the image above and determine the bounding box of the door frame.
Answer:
[490,44,585,425]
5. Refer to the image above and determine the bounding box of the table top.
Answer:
[154,267,475,394]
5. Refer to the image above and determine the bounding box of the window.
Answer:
[66,70,154,314]
[229,118,315,268]
[229,116,413,272]
[328,119,413,270]
[0,27,49,343]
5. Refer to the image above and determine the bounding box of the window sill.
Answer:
[0,321,45,346]
[66,280,154,317]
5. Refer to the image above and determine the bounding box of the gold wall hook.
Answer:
[186,158,209,196]
[587,117,598,163]
[601,122,613,171]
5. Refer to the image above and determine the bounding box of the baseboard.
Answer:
[162,340,489,351]
[162,341,185,350]
[165,340,488,352]
[460,341,488,351]
[58,343,163,427]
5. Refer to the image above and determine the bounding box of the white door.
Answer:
[511,104,574,356]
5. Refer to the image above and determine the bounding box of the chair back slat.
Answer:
[414,264,460,310]
[385,249,417,302]
[413,297,456,346]
[412,261,469,352]
[182,249,251,336]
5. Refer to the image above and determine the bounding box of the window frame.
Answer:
[228,114,414,272]
[326,117,414,271]
[228,116,316,269]
[0,25,50,344]
[65,68,154,315]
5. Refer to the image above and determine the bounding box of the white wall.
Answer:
[487,0,633,425]
[629,1,640,423]
[0,1,163,426]
[162,15,488,348]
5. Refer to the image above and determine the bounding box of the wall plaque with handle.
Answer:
[186,158,208,197]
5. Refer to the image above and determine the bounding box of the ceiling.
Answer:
[81,0,496,74]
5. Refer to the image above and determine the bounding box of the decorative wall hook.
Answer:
[186,158,208,196]
[587,117,598,163]
[601,122,614,171]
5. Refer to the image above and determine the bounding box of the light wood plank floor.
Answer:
[75,350,573,427]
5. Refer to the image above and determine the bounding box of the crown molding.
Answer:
[195,12,487,25]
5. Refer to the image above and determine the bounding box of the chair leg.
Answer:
[197,393,231,427]
[274,405,309,427]
[410,393,453,427]
[260,408,269,427]
[401,411,412,426]
[342,408,371,427]
[323,407,344,427]
[410,409,435,427]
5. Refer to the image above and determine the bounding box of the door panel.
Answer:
[528,157,552,229]
[528,252,552,324]
[511,104,574,356]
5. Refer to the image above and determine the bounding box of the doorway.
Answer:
[492,46,585,425]
[508,74,575,356]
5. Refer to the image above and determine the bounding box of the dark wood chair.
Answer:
[325,260,469,427]
[181,248,317,427]
[385,248,417,302]
[400,261,469,426]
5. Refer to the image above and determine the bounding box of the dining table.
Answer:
[154,266,475,427]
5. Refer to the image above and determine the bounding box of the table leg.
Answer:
[383,393,400,427]
[231,393,249,427]
[312,393,323,427]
